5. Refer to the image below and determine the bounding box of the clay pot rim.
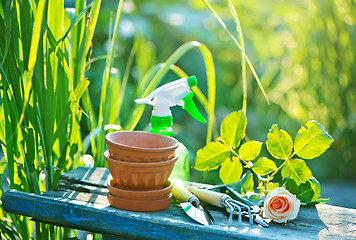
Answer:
[107,179,173,200]
[108,179,173,193]
[104,150,178,166]
[107,192,172,212]
[105,131,179,153]
[107,192,172,203]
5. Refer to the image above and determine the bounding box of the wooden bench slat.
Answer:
[2,167,356,239]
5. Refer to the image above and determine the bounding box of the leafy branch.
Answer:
[193,110,333,205]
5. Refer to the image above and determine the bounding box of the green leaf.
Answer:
[281,159,313,185]
[46,28,72,84]
[284,178,322,205]
[284,178,298,195]
[193,142,230,171]
[266,124,293,159]
[27,0,46,72]
[61,0,96,42]
[294,121,334,159]
[245,192,262,207]
[267,182,279,191]
[252,157,277,176]
[229,171,254,195]
[0,0,12,66]
[239,141,262,161]
[220,110,246,148]
[297,178,321,205]
[24,0,47,101]
[219,156,243,184]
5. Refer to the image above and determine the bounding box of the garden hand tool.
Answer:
[186,186,254,227]
[171,183,214,226]
[208,184,269,228]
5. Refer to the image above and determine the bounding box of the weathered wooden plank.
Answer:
[3,189,356,239]
[1,189,260,240]
[60,167,110,188]
[2,167,356,240]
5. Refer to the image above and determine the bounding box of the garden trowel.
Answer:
[172,183,214,226]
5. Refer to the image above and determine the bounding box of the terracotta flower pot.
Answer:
[107,179,173,201]
[104,150,178,190]
[105,131,179,162]
[107,192,172,212]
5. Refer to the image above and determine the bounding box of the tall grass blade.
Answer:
[96,0,124,166]
[201,0,269,105]
[0,0,12,66]
[116,41,137,120]
[20,0,46,128]
[227,0,247,113]
[1,0,102,237]
[61,0,96,42]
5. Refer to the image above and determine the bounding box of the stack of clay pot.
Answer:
[104,131,179,212]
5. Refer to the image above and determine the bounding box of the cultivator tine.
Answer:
[225,200,242,226]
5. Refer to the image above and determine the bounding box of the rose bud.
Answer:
[263,187,301,223]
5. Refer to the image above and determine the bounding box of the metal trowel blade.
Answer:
[180,202,214,226]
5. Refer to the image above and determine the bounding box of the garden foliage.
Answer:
[0,0,102,238]
[194,110,333,205]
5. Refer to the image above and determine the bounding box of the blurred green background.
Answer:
[1,1,355,239]
[80,0,356,183]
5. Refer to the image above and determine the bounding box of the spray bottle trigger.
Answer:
[182,92,207,123]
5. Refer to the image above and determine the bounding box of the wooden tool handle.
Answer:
[172,183,199,204]
[186,186,227,208]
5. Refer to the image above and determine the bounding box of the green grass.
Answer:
[0,0,102,238]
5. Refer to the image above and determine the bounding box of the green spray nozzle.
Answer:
[187,76,198,88]
[182,92,207,123]
[135,76,206,135]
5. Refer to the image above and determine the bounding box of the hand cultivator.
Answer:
[187,185,269,228]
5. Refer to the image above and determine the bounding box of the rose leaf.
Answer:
[266,182,279,192]
[266,124,293,159]
[283,178,299,196]
[245,192,263,207]
[193,141,230,171]
[228,171,254,196]
[219,156,243,185]
[252,157,277,176]
[281,159,313,185]
[220,110,246,148]
[239,141,262,161]
[297,178,321,205]
[294,121,334,159]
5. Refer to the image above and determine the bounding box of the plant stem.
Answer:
[217,137,249,166]
[267,153,295,181]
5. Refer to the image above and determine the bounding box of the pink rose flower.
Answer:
[263,187,301,223]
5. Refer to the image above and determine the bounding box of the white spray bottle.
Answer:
[135,76,206,181]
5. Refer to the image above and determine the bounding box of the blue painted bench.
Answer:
[2,167,356,239]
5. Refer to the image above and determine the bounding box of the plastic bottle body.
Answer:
[150,115,173,136]
[150,115,190,182]
[169,143,190,182]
